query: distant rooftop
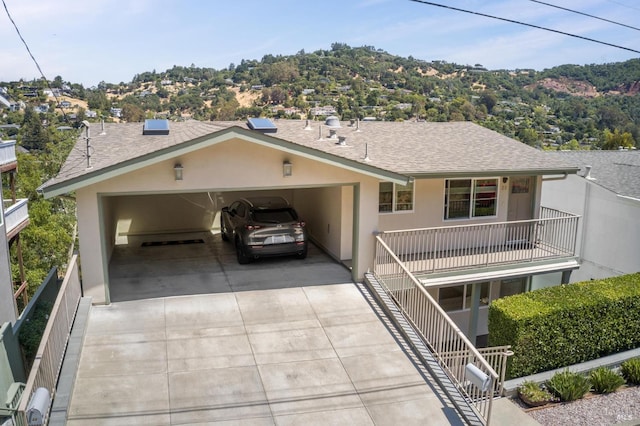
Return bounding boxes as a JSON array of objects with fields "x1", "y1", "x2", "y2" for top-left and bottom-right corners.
[{"x1": 547, "y1": 150, "x2": 640, "y2": 199}]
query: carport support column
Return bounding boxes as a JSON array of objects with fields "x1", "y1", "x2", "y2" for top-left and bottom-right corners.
[
  {"x1": 468, "y1": 282, "x2": 480, "y2": 346},
  {"x1": 76, "y1": 187, "x2": 109, "y2": 304},
  {"x1": 353, "y1": 180, "x2": 379, "y2": 281}
]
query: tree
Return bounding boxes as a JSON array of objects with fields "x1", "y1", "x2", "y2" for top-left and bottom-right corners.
[
  {"x1": 479, "y1": 91, "x2": 498, "y2": 114},
  {"x1": 20, "y1": 108, "x2": 50, "y2": 151},
  {"x1": 121, "y1": 104, "x2": 146, "y2": 122},
  {"x1": 517, "y1": 128, "x2": 539, "y2": 147},
  {"x1": 601, "y1": 129, "x2": 635, "y2": 150}
]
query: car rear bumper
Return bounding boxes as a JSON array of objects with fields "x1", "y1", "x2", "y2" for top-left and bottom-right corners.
[{"x1": 245, "y1": 242, "x2": 307, "y2": 258}]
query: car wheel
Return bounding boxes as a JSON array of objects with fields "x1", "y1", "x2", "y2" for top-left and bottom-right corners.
[
  {"x1": 296, "y1": 246, "x2": 308, "y2": 260},
  {"x1": 220, "y1": 217, "x2": 229, "y2": 241},
  {"x1": 236, "y1": 238, "x2": 250, "y2": 264}
]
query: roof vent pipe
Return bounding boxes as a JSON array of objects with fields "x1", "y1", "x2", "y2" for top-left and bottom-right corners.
[
  {"x1": 81, "y1": 120, "x2": 92, "y2": 169},
  {"x1": 99, "y1": 119, "x2": 106, "y2": 135},
  {"x1": 584, "y1": 165, "x2": 594, "y2": 180},
  {"x1": 329, "y1": 129, "x2": 338, "y2": 139},
  {"x1": 318, "y1": 125, "x2": 324, "y2": 141},
  {"x1": 363, "y1": 143, "x2": 371, "y2": 162},
  {"x1": 355, "y1": 118, "x2": 361, "y2": 132},
  {"x1": 304, "y1": 119, "x2": 312, "y2": 130},
  {"x1": 337, "y1": 136, "x2": 347, "y2": 146}
]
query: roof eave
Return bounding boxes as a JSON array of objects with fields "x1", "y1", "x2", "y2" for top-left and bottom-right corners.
[{"x1": 40, "y1": 126, "x2": 409, "y2": 199}]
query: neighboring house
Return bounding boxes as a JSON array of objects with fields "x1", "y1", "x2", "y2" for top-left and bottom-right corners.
[
  {"x1": 542, "y1": 150, "x2": 640, "y2": 282},
  {"x1": 110, "y1": 107, "x2": 122, "y2": 118},
  {"x1": 34, "y1": 104, "x2": 49, "y2": 114},
  {"x1": 39, "y1": 119, "x2": 580, "y2": 342},
  {"x1": 0, "y1": 140, "x2": 30, "y2": 324}
]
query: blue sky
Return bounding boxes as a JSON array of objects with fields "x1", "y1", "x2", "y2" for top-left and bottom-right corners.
[{"x1": 2, "y1": 0, "x2": 639, "y2": 87}]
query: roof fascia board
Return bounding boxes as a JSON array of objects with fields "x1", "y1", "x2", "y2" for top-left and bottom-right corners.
[
  {"x1": 409, "y1": 168, "x2": 580, "y2": 179},
  {"x1": 42, "y1": 127, "x2": 407, "y2": 198}
]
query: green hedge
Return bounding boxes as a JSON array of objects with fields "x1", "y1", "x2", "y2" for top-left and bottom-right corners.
[{"x1": 488, "y1": 273, "x2": 640, "y2": 379}]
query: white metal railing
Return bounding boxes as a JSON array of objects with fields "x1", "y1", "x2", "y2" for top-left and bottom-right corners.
[
  {"x1": 14, "y1": 255, "x2": 82, "y2": 426},
  {"x1": 4, "y1": 198, "x2": 29, "y2": 237},
  {"x1": 373, "y1": 236, "x2": 511, "y2": 425},
  {"x1": 0, "y1": 140, "x2": 17, "y2": 166},
  {"x1": 377, "y1": 207, "x2": 579, "y2": 275}
]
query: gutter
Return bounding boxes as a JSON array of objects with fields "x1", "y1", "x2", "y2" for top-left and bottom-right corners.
[{"x1": 541, "y1": 172, "x2": 569, "y2": 182}]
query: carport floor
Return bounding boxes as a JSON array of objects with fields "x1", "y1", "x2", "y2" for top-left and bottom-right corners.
[
  {"x1": 107, "y1": 231, "x2": 356, "y2": 302},
  {"x1": 67, "y1": 284, "x2": 464, "y2": 425}
]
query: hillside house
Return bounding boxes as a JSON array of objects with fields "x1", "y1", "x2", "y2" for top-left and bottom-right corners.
[{"x1": 40, "y1": 119, "x2": 580, "y2": 343}]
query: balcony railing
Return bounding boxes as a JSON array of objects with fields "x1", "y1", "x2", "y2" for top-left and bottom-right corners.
[
  {"x1": 376, "y1": 207, "x2": 580, "y2": 275},
  {"x1": 0, "y1": 140, "x2": 17, "y2": 169},
  {"x1": 372, "y1": 237, "x2": 511, "y2": 425},
  {"x1": 4, "y1": 198, "x2": 29, "y2": 238}
]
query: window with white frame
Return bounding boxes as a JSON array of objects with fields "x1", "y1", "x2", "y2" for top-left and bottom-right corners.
[
  {"x1": 379, "y1": 181, "x2": 414, "y2": 213},
  {"x1": 437, "y1": 278, "x2": 527, "y2": 312},
  {"x1": 443, "y1": 178, "x2": 498, "y2": 220}
]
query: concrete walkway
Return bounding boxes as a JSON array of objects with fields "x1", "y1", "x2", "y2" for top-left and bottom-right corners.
[{"x1": 66, "y1": 284, "x2": 465, "y2": 425}]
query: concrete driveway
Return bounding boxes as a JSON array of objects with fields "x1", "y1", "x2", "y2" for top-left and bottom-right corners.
[{"x1": 67, "y1": 233, "x2": 464, "y2": 425}]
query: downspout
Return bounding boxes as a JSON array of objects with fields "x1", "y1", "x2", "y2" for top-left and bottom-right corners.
[{"x1": 579, "y1": 170, "x2": 594, "y2": 261}]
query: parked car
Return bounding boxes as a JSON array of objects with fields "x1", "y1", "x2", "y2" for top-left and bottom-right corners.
[{"x1": 220, "y1": 197, "x2": 308, "y2": 264}]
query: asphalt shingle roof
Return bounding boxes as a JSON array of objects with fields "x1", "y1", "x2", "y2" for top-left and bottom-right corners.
[
  {"x1": 44, "y1": 119, "x2": 579, "y2": 192},
  {"x1": 546, "y1": 150, "x2": 640, "y2": 199}
]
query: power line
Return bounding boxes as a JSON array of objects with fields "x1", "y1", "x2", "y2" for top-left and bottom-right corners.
[
  {"x1": 2, "y1": 0, "x2": 69, "y2": 121},
  {"x1": 529, "y1": 0, "x2": 640, "y2": 32},
  {"x1": 408, "y1": 0, "x2": 640, "y2": 55}
]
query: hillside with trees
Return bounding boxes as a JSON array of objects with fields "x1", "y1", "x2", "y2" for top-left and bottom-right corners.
[{"x1": 2, "y1": 43, "x2": 639, "y2": 151}]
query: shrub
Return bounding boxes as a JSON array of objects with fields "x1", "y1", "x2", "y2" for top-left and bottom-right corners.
[
  {"x1": 546, "y1": 370, "x2": 591, "y2": 402},
  {"x1": 488, "y1": 273, "x2": 640, "y2": 378},
  {"x1": 621, "y1": 358, "x2": 640, "y2": 385},
  {"x1": 589, "y1": 367, "x2": 625, "y2": 394},
  {"x1": 18, "y1": 300, "x2": 53, "y2": 370},
  {"x1": 518, "y1": 380, "x2": 554, "y2": 406}
]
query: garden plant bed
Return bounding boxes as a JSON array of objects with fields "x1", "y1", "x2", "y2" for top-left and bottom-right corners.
[{"x1": 513, "y1": 385, "x2": 640, "y2": 425}]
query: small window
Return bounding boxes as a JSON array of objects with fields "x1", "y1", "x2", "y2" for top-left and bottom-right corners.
[
  {"x1": 444, "y1": 178, "x2": 498, "y2": 219},
  {"x1": 439, "y1": 282, "x2": 491, "y2": 312},
  {"x1": 499, "y1": 278, "x2": 527, "y2": 298},
  {"x1": 511, "y1": 177, "x2": 531, "y2": 194},
  {"x1": 379, "y1": 181, "x2": 414, "y2": 213}
]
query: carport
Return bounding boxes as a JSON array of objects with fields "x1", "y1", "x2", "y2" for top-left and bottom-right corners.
[
  {"x1": 40, "y1": 121, "x2": 407, "y2": 305},
  {"x1": 101, "y1": 183, "x2": 357, "y2": 303}
]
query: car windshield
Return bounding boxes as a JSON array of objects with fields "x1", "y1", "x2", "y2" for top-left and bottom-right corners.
[{"x1": 252, "y1": 208, "x2": 297, "y2": 223}]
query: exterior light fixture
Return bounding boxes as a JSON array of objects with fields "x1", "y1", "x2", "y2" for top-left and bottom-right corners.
[
  {"x1": 502, "y1": 176, "x2": 509, "y2": 184},
  {"x1": 283, "y1": 160, "x2": 292, "y2": 177},
  {"x1": 174, "y1": 163, "x2": 184, "y2": 181}
]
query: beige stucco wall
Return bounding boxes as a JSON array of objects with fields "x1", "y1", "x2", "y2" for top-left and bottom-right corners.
[
  {"x1": 378, "y1": 177, "x2": 512, "y2": 231},
  {"x1": 293, "y1": 185, "x2": 352, "y2": 262},
  {"x1": 75, "y1": 137, "x2": 378, "y2": 304}
]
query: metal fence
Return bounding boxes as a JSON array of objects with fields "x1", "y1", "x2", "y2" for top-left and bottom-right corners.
[
  {"x1": 376, "y1": 207, "x2": 579, "y2": 275},
  {"x1": 373, "y1": 236, "x2": 512, "y2": 425},
  {"x1": 13, "y1": 255, "x2": 81, "y2": 426}
]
